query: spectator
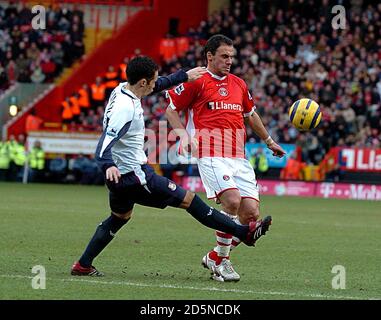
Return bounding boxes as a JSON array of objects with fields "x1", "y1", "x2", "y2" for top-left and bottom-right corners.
[
  {"x1": 15, "y1": 52, "x2": 30, "y2": 82},
  {"x1": 0, "y1": 136, "x2": 10, "y2": 181},
  {"x1": 40, "y1": 57, "x2": 56, "y2": 82},
  {"x1": 48, "y1": 155, "x2": 68, "y2": 183},
  {"x1": 69, "y1": 93, "x2": 81, "y2": 121},
  {"x1": 69, "y1": 23, "x2": 84, "y2": 60},
  {"x1": 26, "y1": 42, "x2": 40, "y2": 61},
  {"x1": 50, "y1": 42, "x2": 64, "y2": 75},
  {"x1": 8, "y1": 134, "x2": 26, "y2": 182},
  {"x1": 28, "y1": 140, "x2": 45, "y2": 183},
  {"x1": 61, "y1": 97, "x2": 73, "y2": 124},
  {"x1": 30, "y1": 67, "x2": 45, "y2": 83},
  {"x1": 280, "y1": 152, "x2": 306, "y2": 181},
  {"x1": 78, "y1": 84, "x2": 90, "y2": 111},
  {"x1": 118, "y1": 57, "x2": 129, "y2": 81},
  {"x1": 0, "y1": 62, "x2": 9, "y2": 91},
  {"x1": 104, "y1": 65, "x2": 119, "y2": 98},
  {"x1": 71, "y1": 153, "x2": 102, "y2": 184},
  {"x1": 249, "y1": 147, "x2": 269, "y2": 178},
  {"x1": 90, "y1": 76, "x2": 106, "y2": 108},
  {"x1": 25, "y1": 109, "x2": 43, "y2": 133},
  {"x1": 5, "y1": 59, "x2": 17, "y2": 84},
  {"x1": 159, "y1": 34, "x2": 177, "y2": 63}
]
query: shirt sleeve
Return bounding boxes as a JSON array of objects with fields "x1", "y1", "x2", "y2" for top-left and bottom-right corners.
[
  {"x1": 165, "y1": 80, "x2": 199, "y2": 112},
  {"x1": 242, "y1": 83, "x2": 256, "y2": 117},
  {"x1": 152, "y1": 69, "x2": 188, "y2": 93}
]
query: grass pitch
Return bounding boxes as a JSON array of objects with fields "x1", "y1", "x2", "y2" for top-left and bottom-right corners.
[{"x1": 0, "y1": 182, "x2": 380, "y2": 300}]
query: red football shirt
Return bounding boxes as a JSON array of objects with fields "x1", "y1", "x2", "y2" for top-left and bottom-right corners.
[{"x1": 166, "y1": 71, "x2": 255, "y2": 158}]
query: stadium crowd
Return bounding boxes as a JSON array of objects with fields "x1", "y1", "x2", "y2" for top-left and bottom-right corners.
[
  {"x1": 0, "y1": 2, "x2": 85, "y2": 93},
  {"x1": 158, "y1": 0, "x2": 381, "y2": 165}
]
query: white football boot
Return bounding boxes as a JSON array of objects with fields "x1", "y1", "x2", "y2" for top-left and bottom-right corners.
[
  {"x1": 201, "y1": 253, "x2": 216, "y2": 270},
  {"x1": 202, "y1": 254, "x2": 240, "y2": 282}
]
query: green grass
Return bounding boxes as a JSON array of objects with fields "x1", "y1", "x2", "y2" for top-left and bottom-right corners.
[{"x1": 0, "y1": 182, "x2": 380, "y2": 300}]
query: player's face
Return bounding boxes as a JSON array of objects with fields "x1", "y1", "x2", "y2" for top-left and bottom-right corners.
[
  {"x1": 208, "y1": 45, "x2": 235, "y2": 76},
  {"x1": 144, "y1": 71, "x2": 159, "y2": 96}
]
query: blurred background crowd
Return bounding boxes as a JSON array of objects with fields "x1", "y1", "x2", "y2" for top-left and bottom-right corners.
[
  {"x1": 0, "y1": 2, "x2": 85, "y2": 90},
  {"x1": 1, "y1": 0, "x2": 380, "y2": 185},
  {"x1": 159, "y1": 0, "x2": 381, "y2": 166}
]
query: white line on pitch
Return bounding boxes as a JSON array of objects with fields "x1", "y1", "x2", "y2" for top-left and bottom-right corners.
[{"x1": 0, "y1": 274, "x2": 379, "y2": 300}]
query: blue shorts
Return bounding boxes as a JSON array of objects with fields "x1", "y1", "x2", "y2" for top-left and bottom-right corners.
[{"x1": 106, "y1": 164, "x2": 187, "y2": 214}]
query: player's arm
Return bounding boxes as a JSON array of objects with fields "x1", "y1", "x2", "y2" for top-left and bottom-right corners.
[
  {"x1": 165, "y1": 107, "x2": 185, "y2": 134},
  {"x1": 153, "y1": 67, "x2": 206, "y2": 93},
  {"x1": 165, "y1": 81, "x2": 200, "y2": 154},
  {"x1": 165, "y1": 107, "x2": 191, "y2": 140},
  {"x1": 165, "y1": 102, "x2": 199, "y2": 155},
  {"x1": 245, "y1": 112, "x2": 286, "y2": 158}
]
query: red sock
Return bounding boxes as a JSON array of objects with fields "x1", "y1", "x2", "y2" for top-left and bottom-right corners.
[{"x1": 208, "y1": 250, "x2": 220, "y2": 263}]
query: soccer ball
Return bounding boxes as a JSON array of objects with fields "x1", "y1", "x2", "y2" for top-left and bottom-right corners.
[{"x1": 289, "y1": 98, "x2": 322, "y2": 131}]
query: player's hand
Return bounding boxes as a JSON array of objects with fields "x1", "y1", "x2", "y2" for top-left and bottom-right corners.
[
  {"x1": 267, "y1": 142, "x2": 286, "y2": 158},
  {"x1": 106, "y1": 166, "x2": 121, "y2": 183},
  {"x1": 186, "y1": 67, "x2": 207, "y2": 82},
  {"x1": 181, "y1": 136, "x2": 199, "y2": 157}
]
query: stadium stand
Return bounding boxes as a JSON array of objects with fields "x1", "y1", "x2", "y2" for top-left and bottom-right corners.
[{"x1": 159, "y1": 0, "x2": 381, "y2": 163}]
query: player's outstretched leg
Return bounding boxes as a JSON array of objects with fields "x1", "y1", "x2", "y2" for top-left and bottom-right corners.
[
  {"x1": 71, "y1": 213, "x2": 130, "y2": 276},
  {"x1": 182, "y1": 192, "x2": 272, "y2": 245}
]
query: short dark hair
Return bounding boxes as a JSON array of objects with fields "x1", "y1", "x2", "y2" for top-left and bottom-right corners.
[
  {"x1": 204, "y1": 34, "x2": 233, "y2": 59},
  {"x1": 126, "y1": 56, "x2": 159, "y2": 85}
]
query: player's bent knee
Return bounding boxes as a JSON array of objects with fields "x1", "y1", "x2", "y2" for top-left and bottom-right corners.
[
  {"x1": 219, "y1": 190, "x2": 241, "y2": 214},
  {"x1": 223, "y1": 198, "x2": 241, "y2": 214},
  {"x1": 112, "y1": 211, "x2": 132, "y2": 220}
]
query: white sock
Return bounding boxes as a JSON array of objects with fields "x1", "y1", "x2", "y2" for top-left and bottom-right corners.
[{"x1": 213, "y1": 211, "x2": 234, "y2": 260}]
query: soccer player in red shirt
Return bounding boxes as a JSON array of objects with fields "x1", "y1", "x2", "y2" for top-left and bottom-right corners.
[{"x1": 166, "y1": 34, "x2": 286, "y2": 282}]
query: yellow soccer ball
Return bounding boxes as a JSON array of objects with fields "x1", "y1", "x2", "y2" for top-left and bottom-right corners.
[{"x1": 289, "y1": 98, "x2": 322, "y2": 131}]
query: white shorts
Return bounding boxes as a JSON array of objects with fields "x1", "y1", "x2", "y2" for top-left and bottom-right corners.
[{"x1": 197, "y1": 157, "x2": 259, "y2": 201}]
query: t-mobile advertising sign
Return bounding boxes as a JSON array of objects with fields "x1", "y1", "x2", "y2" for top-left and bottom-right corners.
[{"x1": 182, "y1": 177, "x2": 381, "y2": 201}]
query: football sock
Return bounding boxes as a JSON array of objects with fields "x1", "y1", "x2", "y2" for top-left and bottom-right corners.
[
  {"x1": 79, "y1": 214, "x2": 129, "y2": 267},
  {"x1": 214, "y1": 230, "x2": 232, "y2": 264},
  {"x1": 211, "y1": 219, "x2": 242, "y2": 263},
  {"x1": 186, "y1": 195, "x2": 249, "y2": 240}
]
